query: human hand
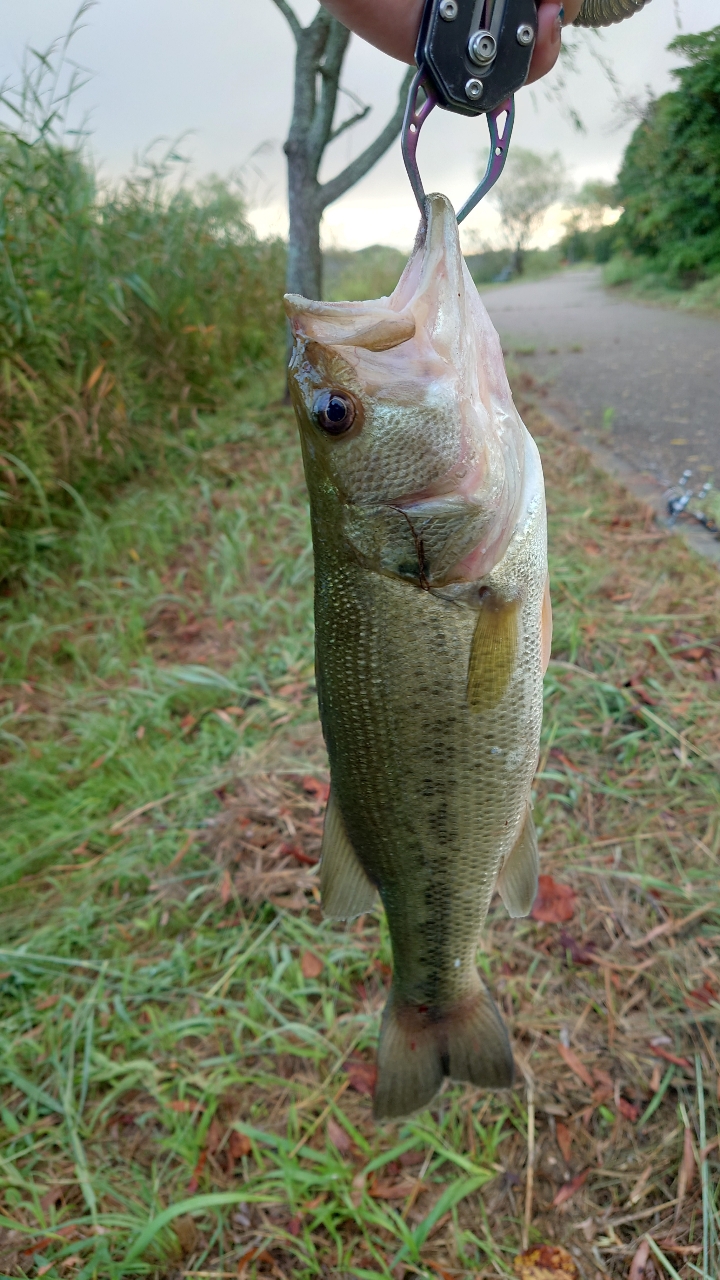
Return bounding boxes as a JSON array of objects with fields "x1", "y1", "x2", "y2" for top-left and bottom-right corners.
[{"x1": 319, "y1": 0, "x2": 583, "y2": 82}]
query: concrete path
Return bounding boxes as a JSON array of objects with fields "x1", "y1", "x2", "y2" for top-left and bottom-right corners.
[{"x1": 481, "y1": 269, "x2": 720, "y2": 492}]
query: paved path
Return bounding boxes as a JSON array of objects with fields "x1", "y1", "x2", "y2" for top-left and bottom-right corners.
[{"x1": 481, "y1": 269, "x2": 720, "y2": 491}]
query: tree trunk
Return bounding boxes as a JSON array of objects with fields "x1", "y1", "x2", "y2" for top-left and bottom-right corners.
[
  {"x1": 272, "y1": 2, "x2": 413, "y2": 310},
  {"x1": 511, "y1": 244, "x2": 525, "y2": 275},
  {"x1": 285, "y1": 145, "x2": 323, "y2": 301}
]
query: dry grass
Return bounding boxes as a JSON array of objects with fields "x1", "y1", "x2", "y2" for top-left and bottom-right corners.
[{"x1": 0, "y1": 389, "x2": 719, "y2": 1278}]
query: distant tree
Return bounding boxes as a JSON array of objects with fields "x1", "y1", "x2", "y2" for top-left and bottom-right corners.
[
  {"x1": 615, "y1": 26, "x2": 720, "y2": 281},
  {"x1": 491, "y1": 147, "x2": 567, "y2": 275},
  {"x1": 271, "y1": 2, "x2": 413, "y2": 303},
  {"x1": 561, "y1": 179, "x2": 621, "y2": 263}
]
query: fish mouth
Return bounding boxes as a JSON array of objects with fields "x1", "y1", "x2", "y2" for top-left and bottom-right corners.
[
  {"x1": 389, "y1": 193, "x2": 466, "y2": 343},
  {"x1": 283, "y1": 193, "x2": 465, "y2": 360}
]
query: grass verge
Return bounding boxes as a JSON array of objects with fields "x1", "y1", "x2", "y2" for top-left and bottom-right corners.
[
  {"x1": 0, "y1": 378, "x2": 719, "y2": 1279},
  {"x1": 603, "y1": 257, "x2": 720, "y2": 316}
]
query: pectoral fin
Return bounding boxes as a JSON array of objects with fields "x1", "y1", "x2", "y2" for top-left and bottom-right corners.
[
  {"x1": 467, "y1": 595, "x2": 520, "y2": 713},
  {"x1": 320, "y1": 789, "x2": 377, "y2": 920},
  {"x1": 497, "y1": 810, "x2": 539, "y2": 918}
]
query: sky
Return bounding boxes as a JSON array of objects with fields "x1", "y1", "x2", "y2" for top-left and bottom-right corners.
[{"x1": 0, "y1": 0, "x2": 716, "y2": 251}]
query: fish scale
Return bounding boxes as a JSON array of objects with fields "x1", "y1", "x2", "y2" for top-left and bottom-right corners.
[{"x1": 286, "y1": 192, "x2": 550, "y2": 1119}]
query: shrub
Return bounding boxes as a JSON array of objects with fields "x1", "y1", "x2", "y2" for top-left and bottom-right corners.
[
  {"x1": 615, "y1": 26, "x2": 720, "y2": 283},
  {"x1": 0, "y1": 29, "x2": 285, "y2": 580}
]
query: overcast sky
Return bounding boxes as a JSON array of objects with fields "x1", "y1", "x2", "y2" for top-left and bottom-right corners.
[{"x1": 1, "y1": 0, "x2": 715, "y2": 250}]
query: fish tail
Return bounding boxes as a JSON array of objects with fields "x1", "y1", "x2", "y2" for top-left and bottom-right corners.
[{"x1": 373, "y1": 978, "x2": 514, "y2": 1121}]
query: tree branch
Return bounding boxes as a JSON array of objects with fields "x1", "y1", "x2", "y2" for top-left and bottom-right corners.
[
  {"x1": 318, "y1": 66, "x2": 414, "y2": 210},
  {"x1": 269, "y1": 0, "x2": 303, "y2": 44},
  {"x1": 307, "y1": 18, "x2": 350, "y2": 173},
  {"x1": 330, "y1": 103, "x2": 371, "y2": 143}
]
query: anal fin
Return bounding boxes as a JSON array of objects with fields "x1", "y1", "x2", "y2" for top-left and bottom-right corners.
[
  {"x1": 320, "y1": 789, "x2": 377, "y2": 920},
  {"x1": 467, "y1": 595, "x2": 520, "y2": 713},
  {"x1": 497, "y1": 809, "x2": 539, "y2": 918}
]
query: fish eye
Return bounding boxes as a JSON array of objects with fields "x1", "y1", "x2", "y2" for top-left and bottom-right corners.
[{"x1": 313, "y1": 389, "x2": 360, "y2": 437}]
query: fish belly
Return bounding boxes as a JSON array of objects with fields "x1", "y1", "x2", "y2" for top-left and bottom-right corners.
[{"x1": 314, "y1": 495, "x2": 545, "y2": 1116}]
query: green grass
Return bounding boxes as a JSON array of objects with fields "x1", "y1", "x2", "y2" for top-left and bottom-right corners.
[
  {"x1": 1, "y1": 379, "x2": 720, "y2": 1278},
  {"x1": 603, "y1": 255, "x2": 720, "y2": 314},
  {"x1": 0, "y1": 372, "x2": 314, "y2": 884}
]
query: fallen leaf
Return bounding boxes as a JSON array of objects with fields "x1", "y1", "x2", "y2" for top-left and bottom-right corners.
[
  {"x1": 628, "y1": 1238, "x2": 650, "y2": 1280},
  {"x1": 36, "y1": 994, "x2": 60, "y2": 1011},
  {"x1": 558, "y1": 931, "x2": 597, "y2": 965},
  {"x1": 557, "y1": 1044, "x2": 594, "y2": 1090},
  {"x1": 302, "y1": 775, "x2": 330, "y2": 804},
  {"x1": 281, "y1": 842, "x2": 319, "y2": 866},
  {"x1": 327, "y1": 1116, "x2": 352, "y2": 1155},
  {"x1": 214, "y1": 708, "x2": 233, "y2": 725},
  {"x1": 649, "y1": 1043, "x2": 692, "y2": 1070},
  {"x1": 174, "y1": 1214, "x2": 199, "y2": 1254},
  {"x1": 370, "y1": 1177, "x2": 417, "y2": 1199},
  {"x1": 216, "y1": 913, "x2": 243, "y2": 930},
  {"x1": 552, "y1": 1168, "x2": 589, "y2": 1208},
  {"x1": 180, "y1": 713, "x2": 197, "y2": 732},
  {"x1": 288, "y1": 1214, "x2": 302, "y2": 1236},
  {"x1": 219, "y1": 868, "x2": 233, "y2": 905},
  {"x1": 513, "y1": 1243, "x2": 579, "y2": 1279},
  {"x1": 206, "y1": 1116, "x2": 223, "y2": 1155},
  {"x1": 618, "y1": 1097, "x2": 641, "y2": 1122},
  {"x1": 229, "y1": 1130, "x2": 252, "y2": 1157},
  {"x1": 167, "y1": 1099, "x2": 204, "y2": 1113},
  {"x1": 555, "y1": 1121, "x2": 573, "y2": 1164},
  {"x1": 629, "y1": 674, "x2": 659, "y2": 706},
  {"x1": 426, "y1": 1264, "x2": 458, "y2": 1280},
  {"x1": 686, "y1": 979, "x2": 718, "y2": 1007},
  {"x1": 344, "y1": 1057, "x2": 377, "y2": 1096},
  {"x1": 656, "y1": 1239, "x2": 702, "y2": 1255},
  {"x1": 301, "y1": 950, "x2": 324, "y2": 979},
  {"x1": 135, "y1": 724, "x2": 145, "y2": 740},
  {"x1": 40, "y1": 1186, "x2": 64, "y2": 1214},
  {"x1": 224, "y1": 705, "x2": 245, "y2": 716},
  {"x1": 531, "y1": 876, "x2": 577, "y2": 924},
  {"x1": 187, "y1": 1148, "x2": 207, "y2": 1194}
]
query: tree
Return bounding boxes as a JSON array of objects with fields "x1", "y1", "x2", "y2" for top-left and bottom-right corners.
[
  {"x1": 560, "y1": 179, "x2": 621, "y2": 263},
  {"x1": 490, "y1": 147, "x2": 566, "y2": 275},
  {"x1": 271, "y1": 2, "x2": 413, "y2": 302},
  {"x1": 615, "y1": 26, "x2": 720, "y2": 282}
]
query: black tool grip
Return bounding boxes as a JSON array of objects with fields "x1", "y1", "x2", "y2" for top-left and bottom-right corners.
[{"x1": 416, "y1": 0, "x2": 539, "y2": 116}]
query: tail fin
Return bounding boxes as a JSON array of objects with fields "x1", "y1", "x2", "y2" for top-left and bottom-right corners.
[{"x1": 373, "y1": 977, "x2": 513, "y2": 1121}]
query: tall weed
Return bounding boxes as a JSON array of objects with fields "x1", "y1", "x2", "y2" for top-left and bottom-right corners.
[{"x1": 0, "y1": 11, "x2": 285, "y2": 579}]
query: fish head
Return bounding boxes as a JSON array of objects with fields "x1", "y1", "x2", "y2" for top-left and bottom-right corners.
[{"x1": 285, "y1": 193, "x2": 526, "y2": 584}]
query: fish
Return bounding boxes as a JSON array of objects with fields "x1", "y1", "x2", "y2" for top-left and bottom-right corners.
[{"x1": 284, "y1": 192, "x2": 552, "y2": 1121}]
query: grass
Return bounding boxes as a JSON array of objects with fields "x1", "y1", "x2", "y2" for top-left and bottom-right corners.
[
  {"x1": 603, "y1": 256, "x2": 720, "y2": 316},
  {"x1": 1, "y1": 365, "x2": 720, "y2": 1279}
]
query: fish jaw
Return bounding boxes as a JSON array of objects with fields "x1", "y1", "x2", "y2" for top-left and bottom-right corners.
[{"x1": 285, "y1": 193, "x2": 527, "y2": 586}]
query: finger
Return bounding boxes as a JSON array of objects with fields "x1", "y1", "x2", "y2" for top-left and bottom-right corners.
[{"x1": 525, "y1": 1, "x2": 563, "y2": 85}]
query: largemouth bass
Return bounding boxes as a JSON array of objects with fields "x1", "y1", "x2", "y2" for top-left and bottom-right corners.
[{"x1": 285, "y1": 193, "x2": 551, "y2": 1120}]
